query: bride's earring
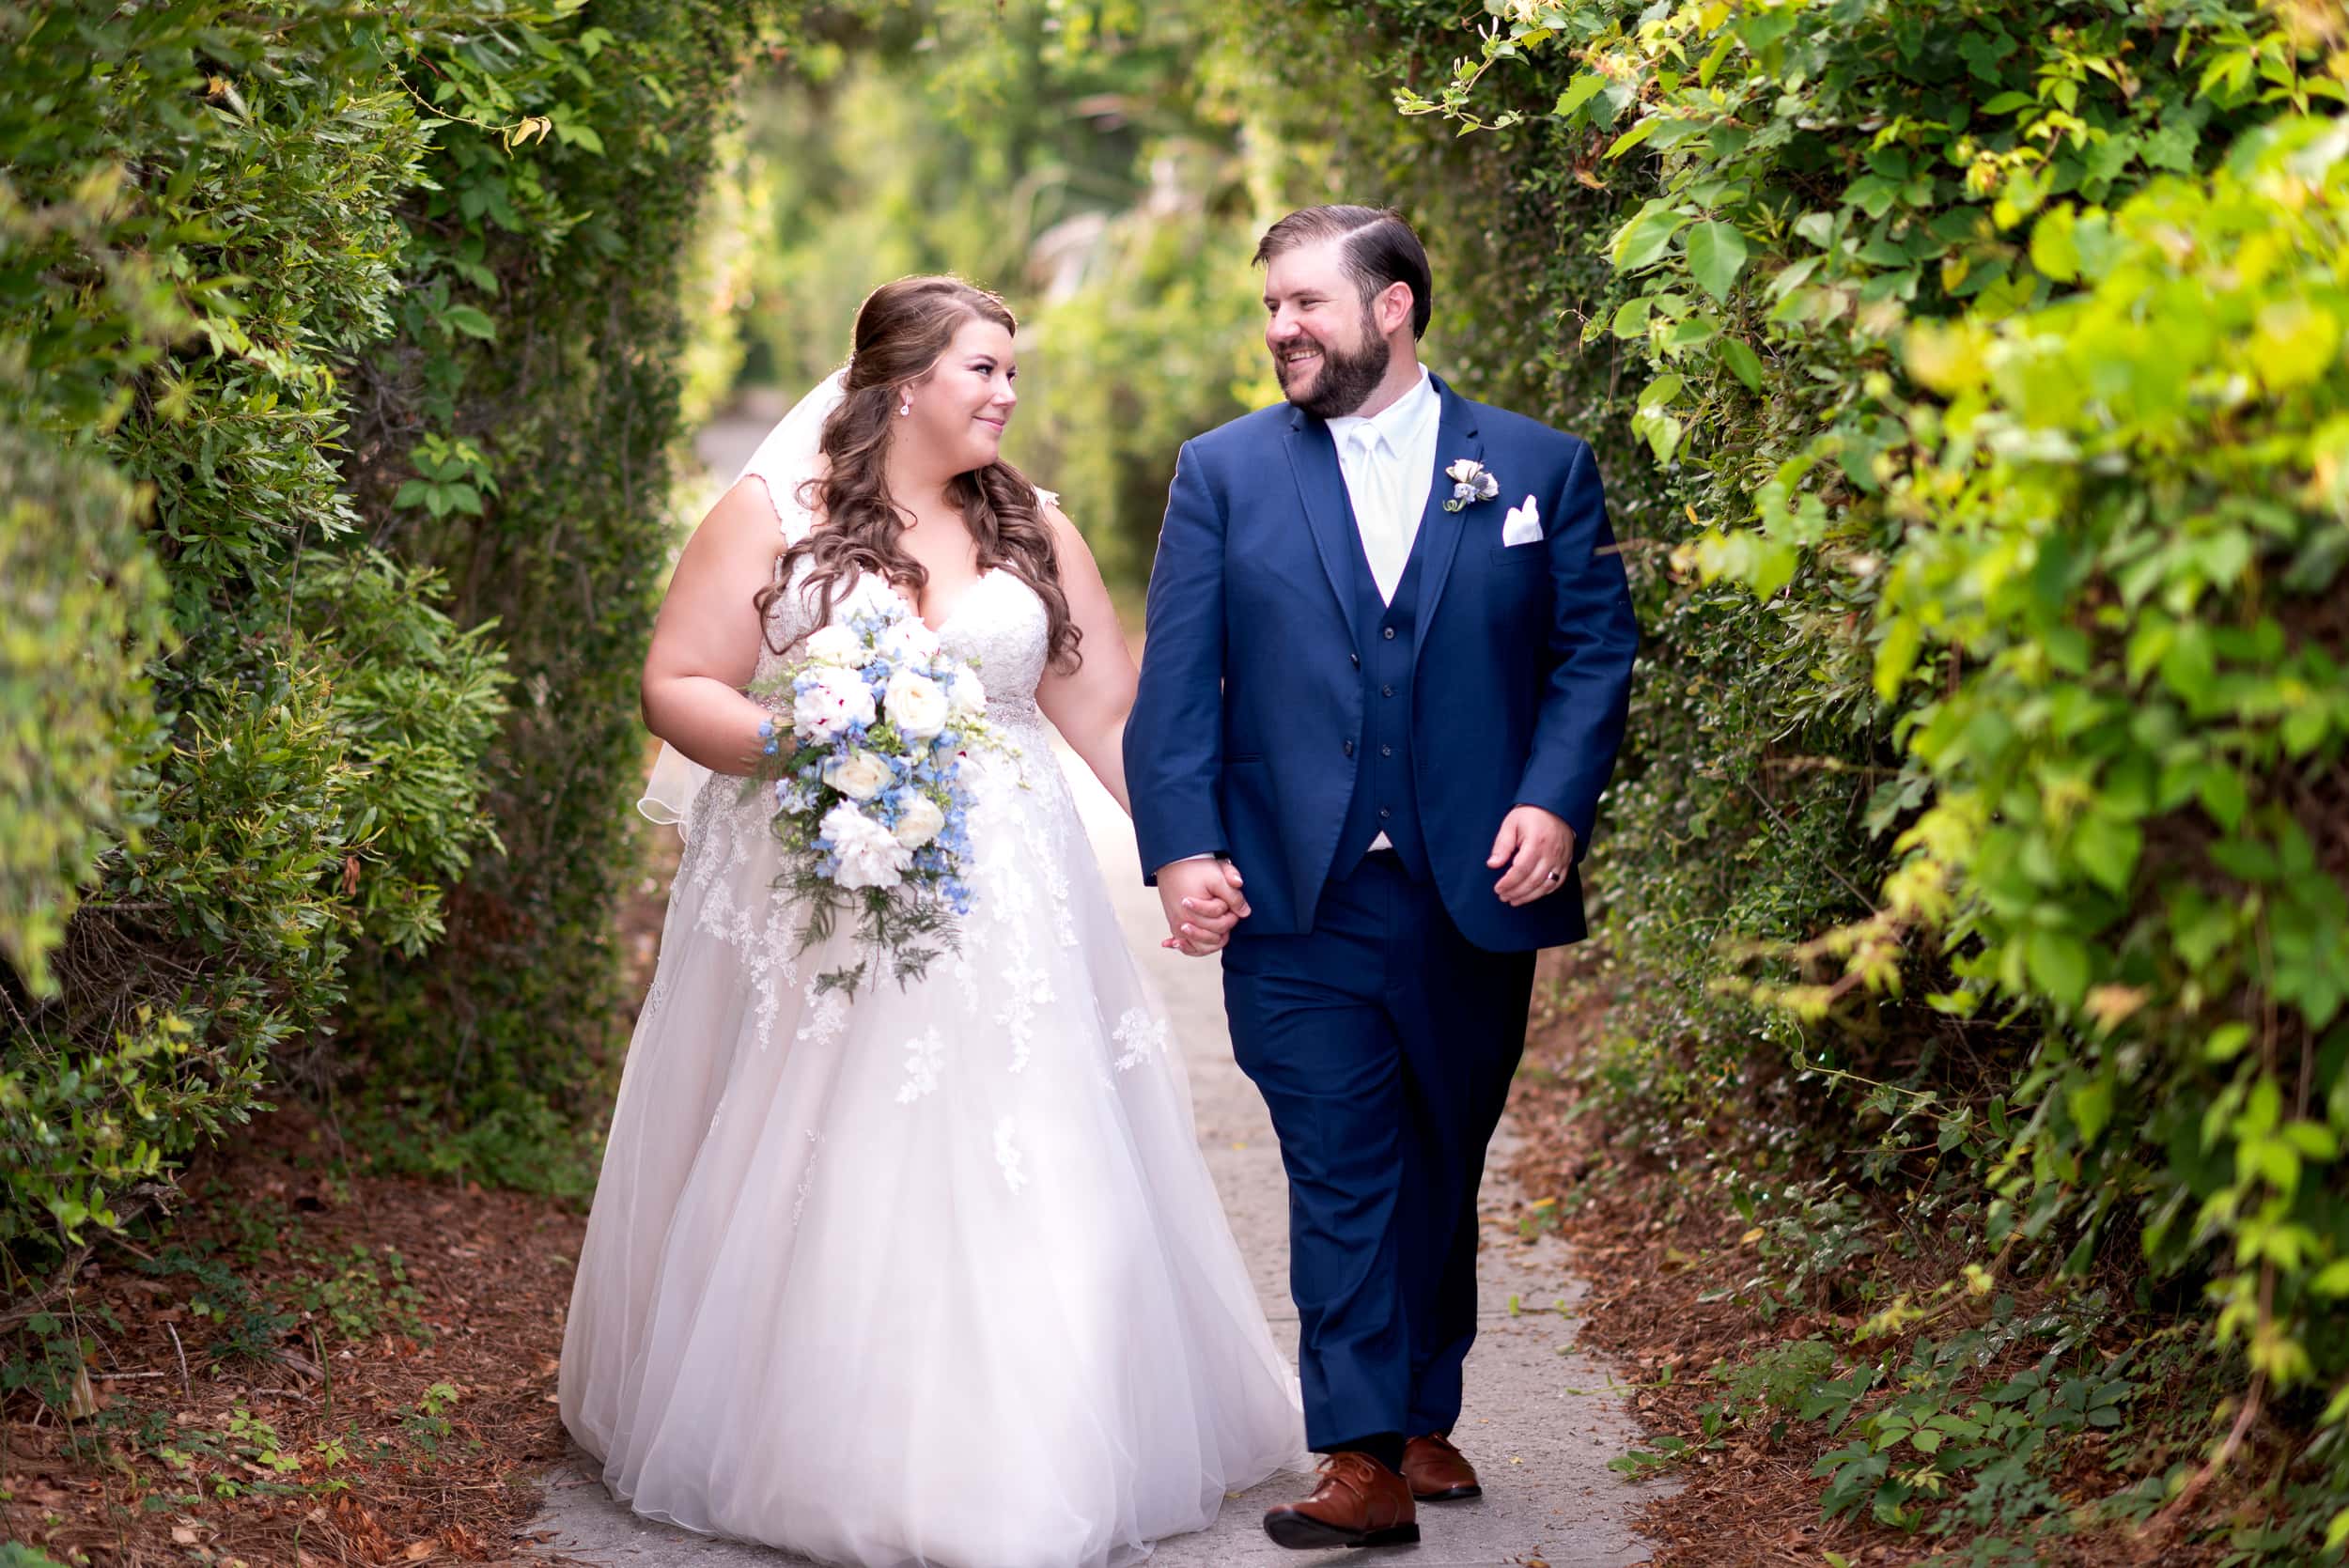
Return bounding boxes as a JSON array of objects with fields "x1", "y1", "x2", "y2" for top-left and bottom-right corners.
[{"x1": 897, "y1": 397, "x2": 910, "y2": 417}]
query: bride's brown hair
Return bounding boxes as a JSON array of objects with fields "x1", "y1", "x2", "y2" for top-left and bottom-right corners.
[{"x1": 757, "y1": 275, "x2": 1081, "y2": 671}]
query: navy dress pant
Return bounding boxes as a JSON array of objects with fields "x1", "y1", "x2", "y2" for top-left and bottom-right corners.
[{"x1": 1221, "y1": 851, "x2": 1535, "y2": 1450}]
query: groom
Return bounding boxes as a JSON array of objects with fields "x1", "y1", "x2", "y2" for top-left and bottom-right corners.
[{"x1": 1126, "y1": 206, "x2": 1639, "y2": 1549}]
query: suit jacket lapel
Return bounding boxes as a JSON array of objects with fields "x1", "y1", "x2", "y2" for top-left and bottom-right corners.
[
  {"x1": 1411, "y1": 379, "x2": 1482, "y2": 669},
  {"x1": 1283, "y1": 411, "x2": 1367, "y2": 649}
]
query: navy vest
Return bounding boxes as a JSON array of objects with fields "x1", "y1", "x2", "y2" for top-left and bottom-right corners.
[{"x1": 1330, "y1": 513, "x2": 1432, "y2": 884}]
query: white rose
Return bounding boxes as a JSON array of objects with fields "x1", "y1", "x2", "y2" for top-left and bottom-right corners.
[
  {"x1": 893, "y1": 793, "x2": 945, "y2": 849},
  {"x1": 884, "y1": 669, "x2": 950, "y2": 740},
  {"x1": 821, "y1": 747, "x2": 893, "y2": 801},
  {"x1": 802, "y1": 625, "x2": 864, "y2": 667},
  {"x1": 821, "y1": 802, "x2": 911, "y2": 891},
  {"x1": 793, "y1": 664, "x2": 877, "y2": 743},
  {"x1": 945, "y1": 668, "x2": 986, "y2": 721},
  {"x1": 837, "y1": 574, "x2": 904, "y2": 624},
  {"x1": 879, "y1": 617, "x2": 942, "y2": 668}
]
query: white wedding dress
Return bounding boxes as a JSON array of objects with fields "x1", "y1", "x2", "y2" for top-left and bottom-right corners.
[{"x1": 558, "y1": 458, "x2": 1305, "y2": 1567}]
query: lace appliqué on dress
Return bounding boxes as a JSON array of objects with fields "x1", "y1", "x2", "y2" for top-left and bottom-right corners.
[
  {"x1": 1112, "y1": 1008, "x2": 1172, "y2": 1073},
  {"x1": 797, "y1": 982, "x2": 848, "y2": 1047},
  {"x1": 790, "y1": 1128, "x2": 825, "y2": 1226},
  {"x1": 993, "y1": 1116, "x2": 1029, "y2": 1194},
  {"x1": 895, "y1": 1029, "x2": 946, "y2": 1104}
]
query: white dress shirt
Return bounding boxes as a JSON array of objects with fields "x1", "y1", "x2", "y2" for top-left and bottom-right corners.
[{"x1": 1324, "y1": 366, "x2": 1439, "y2": 606}]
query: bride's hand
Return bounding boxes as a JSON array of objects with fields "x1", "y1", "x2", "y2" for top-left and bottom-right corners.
[{"x1": 1155, "y1": 858, "x2": 1250, "y2": 956}]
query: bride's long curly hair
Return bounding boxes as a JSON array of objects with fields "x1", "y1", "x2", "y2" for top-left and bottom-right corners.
[{"x1": 756, "y1": 276, "x2": 1081, "y2": 672}]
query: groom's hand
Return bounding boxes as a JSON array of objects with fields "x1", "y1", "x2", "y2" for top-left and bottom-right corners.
[
  {"x1": 1488, "y1": 806, "x2": 1576, "y2": 906},
  {"x1": 1154, "y1": 858, "x2": 1251, "y2": 956}
]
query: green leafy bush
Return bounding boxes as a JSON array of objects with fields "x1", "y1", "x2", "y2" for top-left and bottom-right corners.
[
  {"x1": 2, "y1": 0, "x2": 785, "y2": 1254},
  {"x1": 331, "y1": 0, "x2": 796, "y2": 1180},
  {"x1": 5, "y1": 2, "x2": 460, "y2": 1255},
  {"x1": 1267, "y1": 0, "x2": 2349, "y2": 1552}
]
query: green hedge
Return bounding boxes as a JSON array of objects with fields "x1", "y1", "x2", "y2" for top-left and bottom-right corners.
[
  {"x1": 1, "y1": 0, "x2": 786, "y2": 1261},
  {"x1": 1261, "y1": 0, "x2": 2349, "y2": 1554},
  {"x1": 3, "y1": 2, "x2": 491, "y2": 1254},
  {"x1": 328, "y1": 0, "x2": 799, "y2": 1190}
]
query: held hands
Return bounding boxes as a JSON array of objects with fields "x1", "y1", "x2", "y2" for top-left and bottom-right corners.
[
  {"x1": 1154, "y1": 858, "x2": 1251, "y2": 956},
  {"x1": 1488, "y1": 805, "x2": 1575, "y2": 907},
  {"x1": 1145, "y1": 811, "x2": 1563, "y2": 953}
]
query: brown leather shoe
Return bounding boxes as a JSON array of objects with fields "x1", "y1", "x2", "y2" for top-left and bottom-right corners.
[
  {"x1": 1262, "y1": 1452, "x2": 1420, "y2": 1549},
  {"x1": 1402, "y1": 1432, "x2": 1482, "y2": 1501}
]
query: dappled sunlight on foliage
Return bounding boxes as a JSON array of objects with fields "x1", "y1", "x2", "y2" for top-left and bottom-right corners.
[{"x1": 1308, "y1": 0, "x2": 2349, "y2": 1558}]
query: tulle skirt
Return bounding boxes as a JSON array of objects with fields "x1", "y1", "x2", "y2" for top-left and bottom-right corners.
[{"x1": 558, "y1": 716, "x2": 1306, "y2": 1567}]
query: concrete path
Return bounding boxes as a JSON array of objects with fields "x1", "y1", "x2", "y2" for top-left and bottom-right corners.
[{"x1": 520, "y1": 404, "x2": 1659, "y2": 1565}]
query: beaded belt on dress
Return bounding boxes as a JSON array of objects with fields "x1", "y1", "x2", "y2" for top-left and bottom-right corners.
[{"x1": 987, "y1": 696, "x2": 1043, "y2": 727}]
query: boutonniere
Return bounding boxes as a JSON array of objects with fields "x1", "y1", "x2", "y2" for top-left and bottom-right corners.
[{"x1": 1442, "y1": 458, "x2": 1501, "y2": 513}]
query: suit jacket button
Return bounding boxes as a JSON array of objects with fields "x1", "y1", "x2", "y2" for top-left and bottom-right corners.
[
  {"x1": 1349, "y1": 653, "x2": 1361, "y2": 668},
  {"x1": 1343, "y1": 740, "x2": 1355, "y2": 756},
  {"x1": 1381, "y1": 684, "x2": 1394, "y2": 698},
  {"x1": 1380, "y1": 744, "x2": 1392, "y2": 757},
  {"x1": 1381, "y1": 626, "x2": 1396, "y2": 640}
]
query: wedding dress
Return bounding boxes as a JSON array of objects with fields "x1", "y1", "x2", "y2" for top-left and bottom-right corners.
[{"x1": 557, "y1": 381, "x2": 1305, "y2": 1568}]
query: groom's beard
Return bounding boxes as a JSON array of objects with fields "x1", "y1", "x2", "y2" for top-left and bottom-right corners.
[{"x1": 1278, "y1": 311, "x2": 1391, "y2": 420}]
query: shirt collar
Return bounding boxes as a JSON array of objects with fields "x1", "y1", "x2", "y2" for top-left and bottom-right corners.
[{"x1": 1329, "y1": 365, "x2": 1436, "y2": 453}]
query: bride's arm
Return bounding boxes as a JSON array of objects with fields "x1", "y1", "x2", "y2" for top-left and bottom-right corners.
[
  {"x1": 1034, "y1": 503, "x2": 1139, "y2": 815},
  {"x1": 641, "y1": 476, "x2": 793, "y2": 774}
]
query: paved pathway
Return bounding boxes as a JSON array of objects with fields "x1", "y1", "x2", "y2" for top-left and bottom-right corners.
[{"x1": 520, "y1": 407, "x2": 1660, "y2": 1565}]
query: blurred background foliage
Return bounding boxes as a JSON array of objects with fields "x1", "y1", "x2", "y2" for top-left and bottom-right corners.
[{"x1": 726, "y1": 0, "x2": 1302, "y2": 582}]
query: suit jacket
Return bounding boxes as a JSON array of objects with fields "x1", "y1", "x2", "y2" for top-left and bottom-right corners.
[{"x1": 1125, "y1": 374, "x2": 1639, "y2": 953}]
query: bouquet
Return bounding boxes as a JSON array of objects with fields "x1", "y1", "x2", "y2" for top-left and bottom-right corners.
[{"x1": 750, "y1": 582, "x2": 1007, "y2": 998}]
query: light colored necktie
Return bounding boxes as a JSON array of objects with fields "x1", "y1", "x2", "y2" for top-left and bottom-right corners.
[{"x1": 1347, "y1": 426, "x2": 1404, "y2": 604}]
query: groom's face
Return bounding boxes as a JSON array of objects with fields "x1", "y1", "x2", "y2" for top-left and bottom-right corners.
[{"x1": 1263, "y1": 239, "x2": 1389, "y2": 420}]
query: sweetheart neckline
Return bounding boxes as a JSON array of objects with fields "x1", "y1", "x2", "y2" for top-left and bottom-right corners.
[
  {"x1": 907, "y1": 567, "x2": 1003, "y2": 637},
  {"x1": 774, "y1": 495, "x2": 1009, "y2": 639}
]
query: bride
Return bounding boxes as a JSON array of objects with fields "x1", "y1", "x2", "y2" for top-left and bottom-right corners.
[{"x1": 557, "y1": 274, "x2": 1305, "y2": 1568}]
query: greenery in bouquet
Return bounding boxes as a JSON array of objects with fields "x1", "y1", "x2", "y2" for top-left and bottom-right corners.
[{"x1": 750, "y1": 582, "x2": 1010, "y2": 998}]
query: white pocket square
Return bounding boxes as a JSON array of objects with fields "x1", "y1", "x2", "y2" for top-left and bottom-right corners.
[{"x1": 1501, "y1": 495, "x2": 1543, "y2": 547}]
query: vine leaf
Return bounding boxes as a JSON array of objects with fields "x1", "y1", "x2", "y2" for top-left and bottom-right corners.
[
  {"x1": 1555, "y1": 72, "x2": 1608, "y2": 119},
  {"x1": 1686, "y1": 221, "x2": 1749, "y2": 302}
]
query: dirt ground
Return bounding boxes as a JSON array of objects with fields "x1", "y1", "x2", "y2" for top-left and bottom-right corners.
[{"x1": 0, "y1": 1100, "x2": 588, "y2": 1565}]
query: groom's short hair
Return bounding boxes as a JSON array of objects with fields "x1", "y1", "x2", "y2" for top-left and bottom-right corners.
[{"x1": 1254, "y1": 205, "x2": 1432, "y2": 340}]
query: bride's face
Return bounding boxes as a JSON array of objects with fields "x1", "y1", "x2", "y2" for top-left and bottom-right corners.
[{"x1": 902, "y1": 317, "x2": 1019, "y2": 474}]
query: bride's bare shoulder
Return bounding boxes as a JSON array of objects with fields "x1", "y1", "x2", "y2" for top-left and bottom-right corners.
[{"x1": 1033, "y1": 489, "x2": 1090, "y2": 557}]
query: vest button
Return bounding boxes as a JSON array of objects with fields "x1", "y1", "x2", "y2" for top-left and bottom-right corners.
[
  {"x1": 1380, "y1": 744, "x2": 1392, "y2": 757},
  {"x1": 1382, "y1": 627, "x2": 1396, "y2": 640},
  {"x1": 1343, "y1": 740, "x2": 1355, "y2": 756}
]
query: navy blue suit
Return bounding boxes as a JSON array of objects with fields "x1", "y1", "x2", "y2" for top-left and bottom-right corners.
[{"x1": 1126, "y1": 375, "x2": 1637, "y2": 1449}]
